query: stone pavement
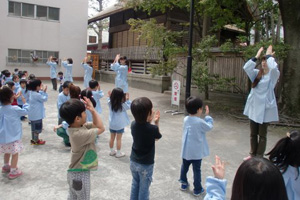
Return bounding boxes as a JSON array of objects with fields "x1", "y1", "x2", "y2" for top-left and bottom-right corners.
[{"x1": 0, "y1": 81, "x2": 287, "y2": 200}]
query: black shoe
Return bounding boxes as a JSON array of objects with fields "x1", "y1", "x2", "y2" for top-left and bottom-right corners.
[{"x1": 65, "y1": 143, "x2": 71, "y2": 147}]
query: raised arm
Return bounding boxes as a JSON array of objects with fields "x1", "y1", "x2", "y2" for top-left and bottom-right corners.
[
  {"x1": 243, "y1": 47, "x2": 264, "y2": 82},
  {"x1": 266, "y1": 45, "x2": 280, "y2": 87},
  {"x1": 84, "y1": 97, "x2": 105, "y2": 135}
]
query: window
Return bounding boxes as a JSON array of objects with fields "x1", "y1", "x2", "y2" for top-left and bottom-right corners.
[
  {"x1": 22, "y1": 3, "x2": 34, "y2": 18},
  {"x1": 8, "y1": 1, "x2": 60, "y2": 21},
  {"x1": 8, "y1": 1, "x2": 21, "y2": 16},
  {"x1": 7, "y1": 49, "x2": 59, "y2": 64},
  {"x1": 36, "y1": 6, "x2": 47, "y2": 20},
  {"x1": 48, "y1": 7, "x2": 59, "y2": 21},
  {"x1": 89, "y1": 36, "x2": 97, "y2": 43}
]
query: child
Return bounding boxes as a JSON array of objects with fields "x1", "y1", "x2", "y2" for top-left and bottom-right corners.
[
  {"x1": 57, "y1": 71, "x2": 64, "y2": 93},
  {"x1": 203, "y1": 156, "x2": 288, "y2": 200},
  {"x1": 3, "y1": 71, "x2": 12, "y2": 85},
  {"x1": 108, "y1": 88, "x2": 131, "y2": 158},
  {"x1": 53, "y1": 121, "x2": 71, "y2": 147},
  {"x1": 14, "y1": 68, "x2": 19, "y2": 75},
  {"x1": 89, "y1": 80, "x2": 104, "y2": 114},
  {"x1": 17, "y1": 79, "x2": 29, "y2": 120},
  {"x1": 12, "y1": 74, "x2": 20, "y2": 94},
  {"x1": 62, "y1": 58, "x2": 73, "y2": 82},
  {"x1": 267, "y1": 130, "x2": 300, "y2": 200},
  {"x1": 80, "y1": 89, "x2": 96, "y2": 122},
  {"x1": 57, "y1": 81, "x2": 71, "y2": 124},
  {"x1": 0, "y1": 86, "x2": 29, "y2": 179},
  {"x1": 179, "y1": 96, "x2": 213, "y2": 196},
  {"x1": 47, "y1": 56, "x2": 58, "y2": 91},
  {"x1": 69, "y1": 83, "x2": 81, "y2": 99},
  {"x1": 59, "y1": 98, "x2": 105, "y2": 199},
  {"x1": 5, "y1": 81, "x2": 20, "y2": 106},
  {"x1": 82, "y1": 57, "x2": 93, "y2": 88},
  {"x1": 130, "y1": 97, "x2": 162, "y2": 200},
  {"x1": 28, "y1": 73, "x2": 36, "y2": 81},
  {"x1": 110, "y1": 54, "x2": 129, "y2": 93},
  {"x1": 27, "y1": 79, "x2": 48, "y2": 145}
]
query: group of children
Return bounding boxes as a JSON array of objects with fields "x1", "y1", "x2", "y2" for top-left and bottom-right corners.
[{"x1": 0, "y1": 54, "x2": 299, "y2": 200}]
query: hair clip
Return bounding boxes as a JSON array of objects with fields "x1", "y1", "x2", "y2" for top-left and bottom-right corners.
[{"x1": 286, "y1": 132, "x2": 290, "y2": 138}]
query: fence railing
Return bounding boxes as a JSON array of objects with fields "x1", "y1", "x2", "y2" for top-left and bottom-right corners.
[{"x1": 6, "y1": 57, "x2": 61, "y2": 66}]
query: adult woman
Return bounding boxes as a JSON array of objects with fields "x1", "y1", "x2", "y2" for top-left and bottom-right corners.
[
  {"x1": 243, "y1": 45, "x2": 279, "y2": 160},
  {"x1": 110, "y1": 54, "x2": 129, "y2": 93}
]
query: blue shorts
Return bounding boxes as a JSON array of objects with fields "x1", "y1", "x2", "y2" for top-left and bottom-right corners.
[
  {"x1": 109, "y1": 128, "x2": 124, "y2": 134},
  {"x1": 31, "y1": 119, "x2": 43, "y2": 134}
]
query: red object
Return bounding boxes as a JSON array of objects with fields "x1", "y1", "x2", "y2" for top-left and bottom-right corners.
[{"x1": 128, "y1": 67, "x2": 132, "y2": 73}]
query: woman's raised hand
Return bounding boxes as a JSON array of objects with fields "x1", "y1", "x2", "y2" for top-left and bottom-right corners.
[
  {"x1": 266, "y1": 45, "x2": 275, "y2": 56},
  {"x1": 255, "y1": 47, "x2": 264, "y2": 59}
]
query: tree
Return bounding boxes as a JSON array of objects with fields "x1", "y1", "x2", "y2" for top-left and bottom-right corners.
[{"x1": 278, "y1": 0, "x2": 300, "y2": 116}]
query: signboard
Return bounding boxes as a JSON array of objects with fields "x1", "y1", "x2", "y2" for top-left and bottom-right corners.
[{"x1": 171, "y1": 80, "x2": 180, "y2": 106}]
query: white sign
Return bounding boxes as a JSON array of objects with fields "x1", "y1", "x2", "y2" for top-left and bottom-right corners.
[{"x1": 171, "y1": 80, "x2": 181, "y2": 106}]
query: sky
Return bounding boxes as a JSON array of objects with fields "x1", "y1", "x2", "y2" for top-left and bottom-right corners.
[{"x1": 88, "y1": 0, "x2": 118, "y2": 17}]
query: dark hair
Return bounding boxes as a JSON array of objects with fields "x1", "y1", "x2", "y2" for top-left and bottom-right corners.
[
  {"x1": 27, "y1": 79, "x2": 42, "y2": 91},
  {"x1": 4, "y1": 71, "x2": 11, "y2": 77},
  {"x1": 67, "y1": 58, "x2": 73, "y2": 64},
  {"x1": 231, "y1": 157, "x2": 288, "y2": 200},
  {"x1": 19, "y1": 79, "x2": 27, "y2": 85},
  {"x1": 28, "y1": 74, "x2": 36, "y2": 80},
  {"x1": 119, "y1": 56, "x2": 129, "y2": 65},
  {"x1": 110, "y1": 88, "x2": 125, "y2": 112},
  {"x1": 62, "y1": 81, "x2": 71, "y2": 89},
  {"x1": 18, "y1": 72, "x2": 25, "y2": 79},
  {"x1": 80, "y1": 89, "x2": 96, "y2": 108},
  {"x1": 12, "y1": 74, "x2": 19, "y2": 81},
  {"x1": 252, "y1": 56, "x2": 267, "y2": 88},
  {"x1": 5, "y1": 81, "x2": 15, "y2": 90},
  {"x1": 58, "y1": 71, "x2": 63, "y2": 75},
  {"x1": 89, "y1": 80, "x2": 99, "y2": 89},
  {"x1": 131, "y1": 97, "x2": 153, "y2": 123},
  {"x1": 23, "y1": 70, "x2": 28, "y2": 74},
  {"x1": 69, "y1": 84, "x2": 81, "y2": 99},
  {"x1": 51, "y1": 57, "x2": 59, "y2": 64},
  {"x1": 0, "y1": 86, "x2": 14, "y2": 104},
  {"x1": 59, "y1": 99, "x2": 86, "y2": 125},
  {"x1": 185, "y1": 96, "x2": 203, "y2": 115},
  {"x1": 267, "y1": 130, "x2": 300, "y2": 178},
  {"x1": 14, "y1": 68, "x2": 18, "y2": 72},
  {"x1": 87, "y1": 60, "x2": 92, "y2": 65}
]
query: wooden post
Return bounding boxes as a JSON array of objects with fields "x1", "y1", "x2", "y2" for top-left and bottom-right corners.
[{"x1": 144, "y1": 60, "x2": 147, "y2": 74}]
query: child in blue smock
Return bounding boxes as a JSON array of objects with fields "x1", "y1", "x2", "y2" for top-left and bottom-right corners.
[
  {"x1": 12, "y1": 74, "x2": 20, "y2": 94},
  {"x1": 179, "y1": 96, "x2": 213, "y2": 196},
  {"x1": 17, "y1": 79, "x2": 29, "y2": 120},
  {"x1": 110, "y1": 54, "x2": 129, "y2": 93},
  {"x1": 62, "y1": 58, "x2": 73, "y2": 82},
  {"x1": 89, "y1": 80, "x2": 104, "y2": 114},
  {"x1": 82, "y1": 57, "x2": 93, "y2": 88},
  {"x1": 108, "y1": 88, "x2": 131, "y2": 158},
  {"x1": 46, "y1": 56, "x2": 58, "y2": 91},
  {"x1": 267, "y1": 130, "x2": 300, "y2": 200},
  {"x1": 27, "y1": 79, "x2": 48, "y2": 145},
  {"x1": 80, "y1": 89, "x2": 96, "y2": 122},
  {"x1": 57, "y1": 81, "x2": 71, "y2": 124},
  {"x1": 0, "y1": 86, "x2": 29, "y2": 179}
]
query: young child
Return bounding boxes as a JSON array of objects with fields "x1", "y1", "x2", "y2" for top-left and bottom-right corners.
[
  {"x1": 3, "y1": 71, "x2": 12, "y2": 85},
  {"x1": 27, "y1": 79, "x2": 48, "y2": 145},
  {"x1": 47, "y1": 56, "x2": 58, "y2": 91},
  {"x1": 53, "y1": 121, "x2": 71, "y2": 147},
  {"x1": 57, "y1": 71, "x2": 64, "y2": 93},
  {"x1": 110, "y1": 54, "x2": 129, "y2": 93},
  {"x1": 17, "y1": 79, "x2": 29, "y2": 120},
  {"x1": 12, "y1": 74, "x2": 20, "y2": 94},
  {"x1": 59, "y1": 98, "x2": 105, "y2": 199},
  {"x1": 130, "y1": 97, "x2": 162, "y2": 199},
  {"x1": 267, "y1": 130, "x2": 300, "y2": 200},
  {"x1": 14, "y1": 68, "x2": 19, "y2": 75},
  {"x1": 5, "y1": 81, "x2": 20, "y2": 106},
  {"x1": 62, "y1": 58, "x2": 73, "y2": 82},
  {"x1": 179, "y1": 96, "x2": 213, "y2": 196},
  {"x1": 89, "y1": 80, "x2": 104, "y2": 114},
  {"x1": 69, "y1": 83, "x2": 81, "y2": 99},
  {"x1": 57, "y1": 81, "x2": 71, "y2": 124},
  {"x1": 108, "y1": 88, "x2": 131, "y2": 158},
  {"x1": 0, "y1": 86, "x2": 29, "y2": 179},
  {"x1": 80, "y1": 89, "x2": 96, "y2": 122},
  {"x1": 82, "y1": 57, "x2": 93, "y2": 88}
]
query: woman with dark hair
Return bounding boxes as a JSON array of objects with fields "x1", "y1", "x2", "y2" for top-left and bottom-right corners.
[
  {"x1": 267, "y1": 130, "x2": 300, "y2": 200},
  {"x1": 110, "y1": 54, "x2": 129, "y2": 93},
  {"x1": 204, "y1": 157, "x2": 288, "y2": 200},
  {"x1": 243, "y1": 45, "x2": 279, "y2": 160}
]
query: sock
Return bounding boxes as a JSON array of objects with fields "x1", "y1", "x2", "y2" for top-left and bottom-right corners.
[
  {"x1": 10, "y1": 168, "x2": 17, "y2": 174},
  {"x1": 110, "y1": 148, "x2": 114, "y2": 152},
  {"x1": 117, "y1": 150, "x2": 121, "y2": 154},
  {"x1": 4, "y1": 163, "x2": 9, "y2": 167}
]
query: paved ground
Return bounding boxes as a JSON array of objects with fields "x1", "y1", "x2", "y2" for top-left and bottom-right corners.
[{"x1": 0, "y1": 80, "x2": 288, "y2": 200}]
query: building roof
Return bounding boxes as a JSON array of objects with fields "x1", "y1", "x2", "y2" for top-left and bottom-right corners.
[{"x1": 88, "y1": 2, "x2": 129, "y2": 24}]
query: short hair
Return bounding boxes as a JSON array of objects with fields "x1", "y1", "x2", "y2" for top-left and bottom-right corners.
[
  {"x1": 87, "y1": 60, "x2": 92, "y2": 65},
  {"x1": 59, "y1": 99, "x2": 86, "y2": 125},
  {"x1": 119, "y1": 56, "x2": 129, "y2": 65},
  {"x1": 67, "y1": 58, "x2": 73, "y2": 64},
  {"x1": 0, "y1": 86, "x2": 14, "y2": 104},
  {"x1": 69, "y1": 84, "x2": 81, "y2": 99},
  {"x1": 27, "y1": 79, "x2": 41, "y2": 91},
  {"x1": 89, "y1": 79, "x2": 99, "y2": 89},
  {"x1": 5, "y1": 81, "x2": 15, "y2": 89},
  {"x1": 58, "y1": 71, "x2": 63, "y2": 75},
  {"x1": 19, "y1": 79, "x2": 27, "y2": 85},
  {"x1": 14, "y1": 68, "x2": 18, "y2": 72},
  {"x1": 80, "y1": 89, "x2": 96, "y2": 108},
  {"x1": 131, "y1": 97, "x2": 153, "y2": 123},
  {"x1": 231, "y1": 157, "x2": 288, "y2": 200},
  {"x1": 62, "y1": 81, "x2": 71, "y2": 89},
  {"x1": 185, "y1": 96, "x2": 203, "y2": 115},
  {"x1": 12, "y1": 74, "x2": 19, "y2": 81},
  {"x1": 28, "y1": 74, "x2": 36, "y2": 80}
]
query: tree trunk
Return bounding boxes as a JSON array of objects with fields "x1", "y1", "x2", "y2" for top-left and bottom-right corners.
[
  {"x1": 278, "y1": 0, "x2": 300, "y2": 116},
  {"x1": 270, "y1": 9, "x2": 275, "y2": 43},
  {"x1": 275, "y1": 12, "x2": 281, "y2": 43},
  {"x1": 97, "y1": 0, "x2": 103, "y2": 50}
]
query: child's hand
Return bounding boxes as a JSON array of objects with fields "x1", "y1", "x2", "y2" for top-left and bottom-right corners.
[
  {"x1": 53, "y1": 126, "x2": 58, "y2": 132},
  {"x1": 107, "y1": 90, "x2": 111, "y2": 97},
  {"x1": 266, "y1": 45, "x2": 275, "y2": 56},
  {"x1": 43, "y1": 85, "x2": 47, "y2": 92},
  {"x1": 205, "y1": 105, "x2": 209, "y2": 115},
  {"x1": 154, "y1": 110, "x2": 160, "y2": 124},
  {"x1": 82, "y1": 97, "x2": 94, "y2": 112},
  {"x1": 212, "y1": 155, "x2": 225, "y2": 180},
  {"x1": 115, "y1": 54, "x2": 120, "y2": 61},
  {"x1": 15, "y1": 91, "x2": 21, "y2": 98},
  {"x1": 21, "y1": 95, "x2": 26, "y2": 104}
]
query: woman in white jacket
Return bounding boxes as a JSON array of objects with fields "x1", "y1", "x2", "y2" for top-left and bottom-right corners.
[{"x1": 243, "y1": 45, "x2": 279, "y2": 160}]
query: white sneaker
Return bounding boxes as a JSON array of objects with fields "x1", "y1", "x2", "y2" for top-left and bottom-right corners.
[
  {"x1": 243, "y1": 155, "x2": 252, "y2": 161},
  {"x1": 115, "y1": 152, "x2": 125, "y2": 158},
  {"x1": 109, "y1": 150, "x2": 116, "y2": 156}
]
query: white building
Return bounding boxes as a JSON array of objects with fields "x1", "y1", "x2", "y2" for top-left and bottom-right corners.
[{"x1": 0, "y1": 0, "x2": 88, "y2": 79}]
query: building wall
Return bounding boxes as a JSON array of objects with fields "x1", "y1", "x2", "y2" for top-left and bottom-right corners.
[{"x1": 0, "y1": 0, "x2": 88, "y2": 79}]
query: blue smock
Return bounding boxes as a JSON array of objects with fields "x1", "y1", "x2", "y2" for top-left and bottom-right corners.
[
  {"x1": 110, "y1": 62, "x2": 128, "y2": 92},
  {"x1": 108, "y1": 98, "x2": 131, "y2": 130},
  {"x1": 46, "y1": 61, "x2": 57, "y2": 79},
  {"x1": 82, "y1": 63, "x2": 93, "y2": 88},
  {"x1": 62, "y1": 61, "x2": 73, "y2": 82},
  {"x1": 92, "y1": 90, "x2": 104, "y2": 114},
  {"x1": 28, "y1": 91, "x2": 48, "y2": 121}
]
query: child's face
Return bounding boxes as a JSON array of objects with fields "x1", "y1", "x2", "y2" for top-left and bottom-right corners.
[
  {"x1": 20, "y1": 83, "x2": 26, "y2": 89},
  {"x1": 14, "y1": 77, "x2": 19, "y2": 82},
  {"x1": 63, "y1": 88, "x2": 69, "y2": 96},
  {"x1": 120, "y1": 59, "x2": 126, "y2": 65},
  {"x1": 58, "y1": 74, "x2": 63, "y2": 78},
  {"x1": 78, "y1": 111, "x2": 87, "y2": 125}
]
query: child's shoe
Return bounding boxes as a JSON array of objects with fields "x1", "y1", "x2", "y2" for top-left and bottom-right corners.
[
  {"x1": 2, "y1": 165, "x2": 11, "y2": 173},
  {"x1": 109, "y1": 150, "x2": 116, "y2": 156},
  {"x1": 115, "y1": 152, "x2": 125, "y2": 158},
  {"x1": 193, "y1": 188, "x2": 205, "y2": 197},
  {"x1": 180, "y1": 183, "x2": 189, "y2": 191},
  {"x1": 31, "y1": 139, "x2": 46, "y2": 145},
  {"x1": 8, "y1": 169, "x2": 22, "y2": 180}
]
